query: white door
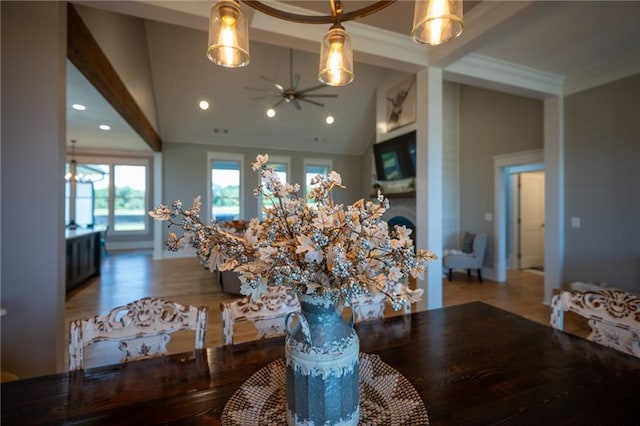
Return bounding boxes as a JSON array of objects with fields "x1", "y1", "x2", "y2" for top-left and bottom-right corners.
[{"x1": 519, "y1": 171, "x2": 545, "y2": 270}]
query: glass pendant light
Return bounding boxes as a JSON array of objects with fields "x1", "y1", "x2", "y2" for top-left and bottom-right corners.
[
  {"x1": 411, "y1": 0, "x2": 463, "y2": 46},
  {"x1": 318, "y1": 24, "x2": 354, "y2": 87},
  {"x1": 207, "y1": 0, "x2": 250, "y2": 67},
  {"x1": 65, "y1": 139, "x2": 82, "y2": 182}
]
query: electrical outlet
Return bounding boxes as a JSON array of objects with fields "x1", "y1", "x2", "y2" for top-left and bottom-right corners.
[{"x1": 571, "y1": 217, "x2": 581, "y2": 228}]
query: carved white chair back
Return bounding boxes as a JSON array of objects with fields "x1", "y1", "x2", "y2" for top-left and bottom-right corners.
[
  {"x1": 220, "y1": 286, "x2": 301, "y2": 345},
  {"x1": 550, "y1": 289, "x2": 640, "y2": 358},
  {"x1": 69, "y1": 297, "x2": 208, "y2": 371},
  {"x1": 350, "y1": 291, "x2": 411, "y2": 324}
]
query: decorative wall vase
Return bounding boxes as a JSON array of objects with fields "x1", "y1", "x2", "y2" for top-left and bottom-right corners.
[{"x1": 285, "y1": 292, "x2": 360, "y2": 426}]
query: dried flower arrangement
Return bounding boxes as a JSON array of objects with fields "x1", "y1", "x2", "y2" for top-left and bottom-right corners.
[{"x1": 150, "y1": 154, "x2": 436, "y2": 310}]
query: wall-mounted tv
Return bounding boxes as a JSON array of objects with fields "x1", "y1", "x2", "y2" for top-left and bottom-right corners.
[{"x1": 373, "y1": 131, "x2": 416, "y2": 181}]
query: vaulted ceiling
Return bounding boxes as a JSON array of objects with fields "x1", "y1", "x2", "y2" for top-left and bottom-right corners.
[{"x1": 67, "y1": 1, "x2": 640, "y2": 155}]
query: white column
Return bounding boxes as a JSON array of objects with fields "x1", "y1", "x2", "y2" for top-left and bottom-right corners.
[
  {"x1": 543, "y1": 96, "x2": 564, "y2": 303},
  {"x1": 152, "y1": 151, "x2": 164, "y2": 259},
  {"x1": 415, "y1": 68, "x2": 444, "y2": 311},
  {"x1": 493, "y1": 166, "x2": 508, "y2": 282}
]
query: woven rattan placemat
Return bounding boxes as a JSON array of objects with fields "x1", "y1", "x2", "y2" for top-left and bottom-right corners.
[{"x1": 222, "y1": 352, "x2": 429, "y2": 425}]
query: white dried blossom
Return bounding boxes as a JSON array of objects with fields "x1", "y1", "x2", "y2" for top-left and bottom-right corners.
[
  {"x1": 149, "y1": 204, "x2": 171, "y2": 221},
  {"x1": 328, "y1": 171, "x2": 342, "y2": 186},
  {"x1": 252, "y1": 154, "x2": 269, "y2": 171}
]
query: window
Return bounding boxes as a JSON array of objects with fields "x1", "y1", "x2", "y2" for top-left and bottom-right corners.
[
  {"x1": 65, "y1": 180, "x2": 95, "y2": 228},
  {"x1": 259, "y1": 156, "x2": 290, "y2": 218},
  {"x1": 89, "y1": 164, "x2": 110, "y2": 227},
  {"x1": 114, "y1": 165, "x2": 146, "y2": 231},
  {"x1": 208, "y1": 152, "x2": 244, "y2": 222},
  {"x1": 65, "y1": 157, "x2": 149, "y2": 233},
  {"x1": 304, "y1": 158, "x2": 332, "y2": 205}
]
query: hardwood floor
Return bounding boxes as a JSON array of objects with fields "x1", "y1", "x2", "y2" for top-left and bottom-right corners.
[{"x1": 65, "y1": 250, "x2": 589, "y2": 370}]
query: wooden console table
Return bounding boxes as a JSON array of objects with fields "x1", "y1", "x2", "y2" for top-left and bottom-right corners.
[{"x1": 65, "y1": 227, "x2": 102, "y2": 291}]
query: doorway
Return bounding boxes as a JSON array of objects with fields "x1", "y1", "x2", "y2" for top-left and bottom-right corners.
[
  {"x1": 493, "y1": 149, "x2": 544, "y2": 283},
  {"x1": 515, "y1": 171, "x2": 545, "y2": 271}
]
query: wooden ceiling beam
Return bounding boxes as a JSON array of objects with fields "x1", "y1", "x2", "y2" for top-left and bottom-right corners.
[{"x1": 67, "y1": 3, "x2": 162, "y2": 152}]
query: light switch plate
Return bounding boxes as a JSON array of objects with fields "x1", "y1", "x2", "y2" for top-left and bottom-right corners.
[{"x1": 571, "y1": 217, "x2": 581, "y2": 228}]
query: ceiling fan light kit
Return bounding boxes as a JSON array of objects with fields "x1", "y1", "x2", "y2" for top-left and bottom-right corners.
[{"x1": 207, "y1": 0, "x2": 463, "y2": 86}]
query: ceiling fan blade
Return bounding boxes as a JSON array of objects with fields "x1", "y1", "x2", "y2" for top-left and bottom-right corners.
[
  {"x1": 293, "y1": 99, "x2": 302, "y2": 111},
  {"x1": 250, "y1": 95, "x2": 274, "y2": 100},
  {"x1": 271, "y1": 98, "x2": 285, "y2": 109},
  {"x1": 244, "y1": 86, "x2": 270, "y2": 92},
  {"x1": 297, "y1": 84, "x2": 331, "y2": 95},
  {"x1": 301, "y1": 94, "x2": 338, "y2": 98},
  {"x1": 291, "y1": 74, "x2": 300, "y2": 90},
  {"x1": 298, "y1": 97, "x2": 325, "y2": 108},
  {"x1": 260, "y1": 75, "x2": 284, "y2": 92}
]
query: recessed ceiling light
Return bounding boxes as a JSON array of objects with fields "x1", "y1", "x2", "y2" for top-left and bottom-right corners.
[
  {"x1": 99, "y1": 124, "x2": 111, "y2": 131},
  {"x1": 325, "y1": 115, "x2": 335, "y2": 125},
  {"x1": 199, "y1": 100, "x2": 210, "y2": 110},
  {"x1": 266, "y1": 108, "x2": 276, "y2": 118},
  {"x1": 72, "y1": 104, "x2": 86, "y2": 111}
]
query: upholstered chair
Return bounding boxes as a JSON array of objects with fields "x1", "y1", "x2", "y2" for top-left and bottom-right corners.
[{"x1": 443, "y1": 233, "x2": 488, "y2": 283}]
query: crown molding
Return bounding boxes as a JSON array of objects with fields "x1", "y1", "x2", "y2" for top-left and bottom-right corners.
[
  {"x1": 563, "y1": 55, "x2": 640, "y2": 96},
  {"x1": 446, "y1": 53, "x2": 564, "y2": 98},
  {"x1": 428, "y1": 0, "x2": 535, "y2": 68}
]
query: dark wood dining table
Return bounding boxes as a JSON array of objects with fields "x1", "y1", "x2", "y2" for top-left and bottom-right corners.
[{"x1": 2, "y1": 302, "x2": 639, "y2": 425}]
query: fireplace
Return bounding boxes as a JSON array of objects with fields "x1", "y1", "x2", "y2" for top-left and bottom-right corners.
[
  {"x1": 387, "y1": 216, "x2": 415, "y2": 236},
  {"x1": 382, "y1": 196, "x2": 416, "y2": 228}
]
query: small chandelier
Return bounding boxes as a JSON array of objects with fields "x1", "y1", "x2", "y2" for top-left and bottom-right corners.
[
  {"x1": 207, "y1": 0, "x2": 463, "y2": 86},
  {"x1": 65, "y1": 139, "x2": 85, "y2": 182}
]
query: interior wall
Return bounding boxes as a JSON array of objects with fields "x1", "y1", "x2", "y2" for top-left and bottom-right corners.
[
  {"x1": 359, "y1": 141, "x2": 375, "y2": 196},
  {"x1": 564, "y1": 74, "x2": 640, "y2": 292},
  {"x1": 442, "y1": 81, "x2": 460, "y2": 249},
  {"x1": 458, "y1": 85, "x2": 544, "y2": 272},
  {"x1": 1, "y1": 1, "x2": 67, "y2": 378}
]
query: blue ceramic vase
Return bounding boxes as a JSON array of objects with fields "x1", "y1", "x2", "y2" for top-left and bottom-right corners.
[{"x1": 285, "y1": 293, "x2": 360, "y2": 426}]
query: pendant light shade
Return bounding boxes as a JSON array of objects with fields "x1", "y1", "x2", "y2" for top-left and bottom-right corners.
[
  {"x1": 207, "y1": 0, "x2": 250, "y2": 67},
  {"x1": 411, "y1": 0, "x2": 463, "y2": 46},
  {"x1": 318, "y1": 25, "x2": 354, "y2": 87}
]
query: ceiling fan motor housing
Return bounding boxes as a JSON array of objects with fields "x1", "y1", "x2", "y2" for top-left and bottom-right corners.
[{"x1": 245, "y1": 49, "x2": 338, "y2": 110}]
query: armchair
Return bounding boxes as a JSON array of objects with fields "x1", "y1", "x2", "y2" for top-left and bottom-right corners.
[{"x1": 443, "y1": 233, "x2": 487, "y2": 283}]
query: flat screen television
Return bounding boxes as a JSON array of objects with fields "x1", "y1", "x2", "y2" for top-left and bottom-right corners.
[{"x1": 373, "y1": 131, "x2": 416, "y2": 181}]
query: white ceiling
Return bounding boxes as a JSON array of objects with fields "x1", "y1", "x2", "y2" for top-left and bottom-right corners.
[{"x1": 66, "y1": 1, "x2": 640, "y2": 155}]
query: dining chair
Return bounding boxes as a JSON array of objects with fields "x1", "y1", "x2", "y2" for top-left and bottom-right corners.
[
  {"x1": 550, "y1": 288, "x2": 640, "y2": 358},
  {"x1": 220, "y1": 286, "x2": 300, "y2": 345},
  {"x1": 350, "y1": 291, "x2": 410, "y2": 323},
  {"x1": 100, "y1": 225, "x2": 109, "y2": 256},
  {"x1": 69, "y1": 297, "x2": 208, "y2": 371}
]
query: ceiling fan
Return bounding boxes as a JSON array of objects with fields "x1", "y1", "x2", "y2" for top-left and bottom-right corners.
[{"x1": 245, "y1": 49, "x2": 337, "y2": 111}]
